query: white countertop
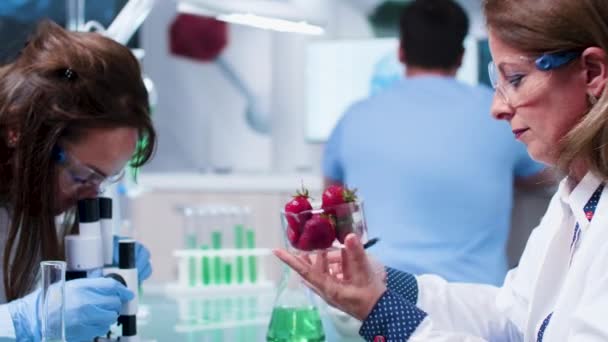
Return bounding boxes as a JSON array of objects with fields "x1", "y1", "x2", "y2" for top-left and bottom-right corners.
[{"x1": 137, "y1": 172, "x2": 324, "y2": 193}]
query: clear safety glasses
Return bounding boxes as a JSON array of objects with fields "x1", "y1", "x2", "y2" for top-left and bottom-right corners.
[
  {"x1": 488, "y1": 51, "x2": 581, "y2": 107},
  {"x1": 54, "y1": 145, "x2": 125, "y2": 194}
]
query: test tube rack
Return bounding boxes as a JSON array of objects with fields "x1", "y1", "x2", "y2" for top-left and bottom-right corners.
[
  {"x1": 167, "y1": 204, "x2": 275, "y2": 295},
  {"x1": 165, "y1": 248, "x2": 275, "y2": 295}
]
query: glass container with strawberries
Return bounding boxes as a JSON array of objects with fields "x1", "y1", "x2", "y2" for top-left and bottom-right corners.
[
  {"x1": 266, "y1": 185, "x2": 367, "y2": 342},
  {"x1": 283, "y1": 185, "x2": 367, "y2": 252}
]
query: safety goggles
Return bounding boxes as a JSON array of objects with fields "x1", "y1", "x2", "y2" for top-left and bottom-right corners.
[
  {"x1": 488, "y1": 51, "x2": 581, "y2": 107},
  {"x1": 53, "y1": 145, "x2": 125, "y2": 194}
]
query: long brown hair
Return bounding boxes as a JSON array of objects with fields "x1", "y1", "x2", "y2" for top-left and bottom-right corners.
[
  {"x1": 483, "y1": 0, "x2": 608, "y2": 178},
  {"x1": 0, "y1": 21, "x2": 156, "y2": 300}
]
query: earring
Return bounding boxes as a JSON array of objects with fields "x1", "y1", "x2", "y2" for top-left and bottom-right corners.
[
  {"x1": 588, "y1": 93, "x2": 599, "y2": 106},
  {"x1": 6, "y1": 132, "x2": 18, "y2": 147}
]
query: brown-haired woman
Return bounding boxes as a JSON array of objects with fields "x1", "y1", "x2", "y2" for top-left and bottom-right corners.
[
  {"x1": 0, "y1": 21, "x2": 156, "y2": 340},
  {"x1": 275, "y1": 0, "x2": 608, "y2": 340}
]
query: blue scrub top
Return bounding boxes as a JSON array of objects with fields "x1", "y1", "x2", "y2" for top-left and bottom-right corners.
[{"x1": 323, "y1": 76, "x2": 544, "y2": 285}]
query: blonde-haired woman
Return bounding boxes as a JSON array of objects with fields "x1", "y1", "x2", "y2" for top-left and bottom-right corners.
[{"x1": 275, "y1": 0, "x2": 608, "y2": 340}]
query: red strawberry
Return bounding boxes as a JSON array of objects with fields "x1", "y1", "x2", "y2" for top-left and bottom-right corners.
[
  {"x1": 321, "y1": 185, "x2": 357, "y2": 213},
  {"x1": 287, "y1": 225, "x2": 300, "y2": 247},
  {"x1": 335, "y1": 214, "x2": 363, "y2": 243},
  {"x1": 321, "y1": 185, "x2": 358, "y2": 243},
  {"x1": 297, "y1": 214, "x2": 336, "y2": 251},
  {"x1": 284, "y1": 187, "x2": 312, "y2": 247}
]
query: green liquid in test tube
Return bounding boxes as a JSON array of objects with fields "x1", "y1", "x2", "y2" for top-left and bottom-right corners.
[
  {"x1": 201, "y1": 245, "x2": 211, "y2": 285},
  {"x1": 235, "y1": 225, "x2": 245, "y2": 284},
  {"x1": 246, "y1": 230, "x2": 257, "y2": 283},
  {"x1": 224, "y1": 263, "x2": 233, "y2": 284},
  {"x1": 186, "y1": 234, "x2": 197, "y2": 287},
  {"x1": 212, "y1": 231, "x2": 222, "y2": 284}
]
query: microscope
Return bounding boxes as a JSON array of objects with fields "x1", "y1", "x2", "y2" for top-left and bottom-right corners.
[
  {"x1": 66, "y1": 198, "x2": 140, "y2": 341},
  {"x1": 65, "y1": 198, "x2": 104, "y2": 280}
]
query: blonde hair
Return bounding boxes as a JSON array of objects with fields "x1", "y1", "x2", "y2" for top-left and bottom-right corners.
[{"x1": 484, "y1": 0, "x2": 608, "y2": 178}]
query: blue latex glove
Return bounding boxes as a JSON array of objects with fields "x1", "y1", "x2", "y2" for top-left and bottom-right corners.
[
  {"x1": 8, "y1": 277, "x2": 133, "y2": 341},
  {"x1": 113, "y1": 236, "x2": 152, "y2": 282}
]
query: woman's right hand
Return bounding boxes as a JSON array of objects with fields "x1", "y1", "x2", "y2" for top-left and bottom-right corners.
[
  {"x1": 8, "y1": 277, "x2": 133, "y2": 341},
  {"x1": 274, "y1": 234, "x2": 387, "y2": 321}
]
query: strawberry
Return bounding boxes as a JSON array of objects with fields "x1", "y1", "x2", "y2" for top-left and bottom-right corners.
[
  {"x1": 321, "y1": 185, "x2": 357, "y2": 213},
  {"x1": 284, "y1": 187, "x2": 313, "y2": 247},
  {"x1": 321, "y1": 185, "x2": 358, "y2": 243},
  {"x1": 287, "y1": 225, "x2": 300, "y2": 247},
  {"x1": 297, "y1": 214, "x2": 336, "y2": 251}
]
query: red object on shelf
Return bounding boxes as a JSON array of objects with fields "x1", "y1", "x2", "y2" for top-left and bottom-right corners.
[{"x1": 169, "y1": 13, "x2": 228, "y2": 62}]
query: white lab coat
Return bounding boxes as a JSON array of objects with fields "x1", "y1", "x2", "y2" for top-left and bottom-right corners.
[{"x1": 405, "y1": 172, "x2": 608, "y2": 341}]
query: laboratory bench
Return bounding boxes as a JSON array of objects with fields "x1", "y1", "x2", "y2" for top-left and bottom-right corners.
[{"x1": 136, "y1": 285, "x2": 365, "y2": 341}]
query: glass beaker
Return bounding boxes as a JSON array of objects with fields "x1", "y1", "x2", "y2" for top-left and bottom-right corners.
[
  {"x1": 40, "y1": 261, "x2": 67, "y2": 342},
  {"x1": 266, "y1": 265, "x2": 325, "y2": 342}
]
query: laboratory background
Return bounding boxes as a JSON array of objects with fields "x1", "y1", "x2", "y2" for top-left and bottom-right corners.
[{"x1": 0, "y1": 0, "x2": 554, "y2": 341}]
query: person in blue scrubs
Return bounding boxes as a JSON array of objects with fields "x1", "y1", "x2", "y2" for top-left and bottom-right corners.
[{"x1": 323, "y1": 0, "x2": 549, "y2": 285}]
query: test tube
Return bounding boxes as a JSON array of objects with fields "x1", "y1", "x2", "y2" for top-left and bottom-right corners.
[
  {"x1": 40, "y1": 261, "x2": 66, "y2": 342},
  {"x1": 246, "y1": 230, "x2": 257, "y2": 283},
  {"x1": 212, "y1": 231, "x2": 222, "y2": 284},
  {"x1": 200, "y1": 245, "x2": 211, "y2": 285},
  {"x1": 224, "y1": 262, "x2": 233, "y2": 284},
  {"x1": 197, "y1": 207, "x2": 209, "y2": 287},
  {"x1": 243, "y1": 207, "x2": 257, "y2": 283},
  {"x1": 181, "y1": 206, "x2": 198, "y2": 287},
  {"x1": 234, "y1": 208, "x2": 245, "y2": 284}
]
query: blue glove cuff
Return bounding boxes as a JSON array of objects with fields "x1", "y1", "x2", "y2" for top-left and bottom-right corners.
[{"x1": 8, "y1": 292, "x2": 40, "y2": 341}]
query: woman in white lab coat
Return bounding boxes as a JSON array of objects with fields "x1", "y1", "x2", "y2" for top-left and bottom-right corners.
[
  {"x1": 275, "y1": 0, "x2": 608, "y2": 340},
  {"x1": 0, "y1": 21, "x2": 156, "y2": 340}
]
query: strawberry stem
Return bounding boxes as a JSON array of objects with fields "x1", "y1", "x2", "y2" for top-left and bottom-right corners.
[
  {"x1": 294, "y1": 184, "x2": 311, "y2": 199},
  {"x1": 342, "y1": 186, "x2": 358, "y2": 203}
]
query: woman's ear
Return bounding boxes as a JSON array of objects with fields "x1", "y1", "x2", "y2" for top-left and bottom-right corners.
[{"x1": 582, "y1": 47, "x2": 608, "y2": 98}]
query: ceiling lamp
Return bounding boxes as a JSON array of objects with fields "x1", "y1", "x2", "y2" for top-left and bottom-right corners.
[{"x1": 177, "y1": 0, "x2": 326, "y2": 35}]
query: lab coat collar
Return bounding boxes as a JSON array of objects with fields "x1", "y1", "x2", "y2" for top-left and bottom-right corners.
[{"x1": 558, "y1": 172, "x2": 603, "y2": 232}]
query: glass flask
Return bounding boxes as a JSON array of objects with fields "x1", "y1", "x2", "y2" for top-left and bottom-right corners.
[
  {"x1": 267, "y1": 199, "x2": 368, "y2": 342},
  {"x1": 266, "y1": 264, "x2": 325, "y2": 342}
]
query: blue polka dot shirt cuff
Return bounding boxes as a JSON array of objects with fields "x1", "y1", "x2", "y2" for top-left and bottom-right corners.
[
  {"x1": 386, "y1": 267, "x2": 419, "y2": 303},
  {"x1": 359, "y1": 290, "x2": 427, "y2": 341}
]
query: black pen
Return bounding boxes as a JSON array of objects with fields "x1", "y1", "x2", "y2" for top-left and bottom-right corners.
[{"x1": 363, "y1": 237, "x2": 380, "y2": 249}]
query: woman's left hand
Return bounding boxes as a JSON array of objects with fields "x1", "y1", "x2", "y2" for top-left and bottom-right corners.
[
  {"x1": 113, "y1": 236, "x2": 152, "y2": 282},
  {"x1": 274, "y1": 234, "x2": 386, "y2": 321}
]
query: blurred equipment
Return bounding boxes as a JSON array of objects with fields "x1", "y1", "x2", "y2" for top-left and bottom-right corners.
[
  {"x1": 169, "y1": 14, "x2": 228, "y2": 62},
  {"x1": 65, "y1": 0, "x2": 155, "y2": 44},
  {"x1": 176, "y1": 0, "x2": 326, "y2": 35},
  {"x1": 169, "y1": 13, "x2": 270, "y2": 135}
]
